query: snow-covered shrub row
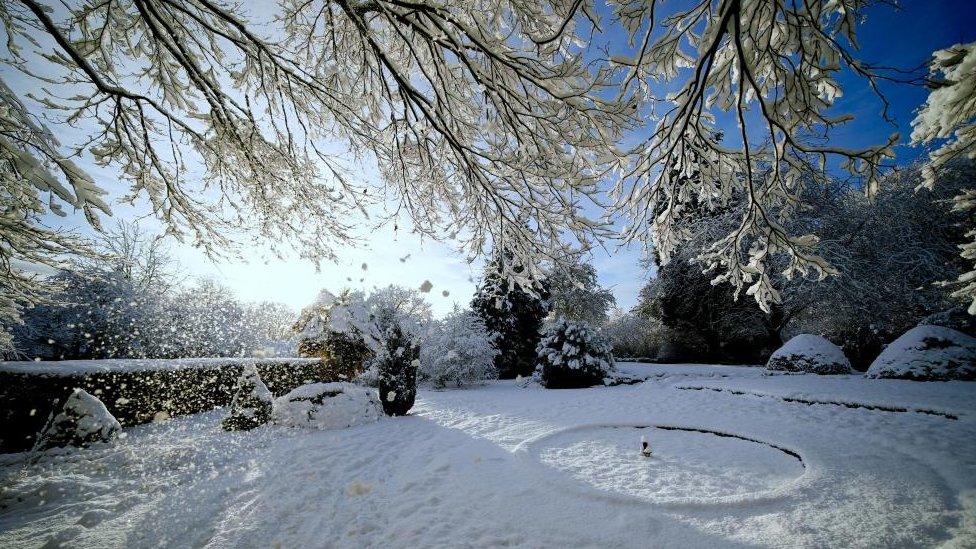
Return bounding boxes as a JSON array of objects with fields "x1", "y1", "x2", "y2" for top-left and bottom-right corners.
[
  {"x1": 35, "y1": 388, "x2": 121, "y2": 451},
  {"x1": 272, "y1": 382, "x2": 383, "y2": 430},
  {"x1": 419, "y1": 309, "x2": 498, "y2": 389},
  {"x1": 866, "y1": 326, "x2": 976, "y2": 381},
  {"x1": 765, "y1": 335, "x2": 853, "y2": 375},
  {"x1": 0, "y1": 358, "x2": 328, "y2": 453},
  {"x1": 295, "y1": 286, "x2": 430, "y2": 415},
  {"x1": 535, "y1": 318, "x2": 615, "y2": 389}
]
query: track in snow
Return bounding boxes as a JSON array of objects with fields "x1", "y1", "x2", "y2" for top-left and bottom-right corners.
[
  {"x1": 522, "y1": 423, "x2": 807, "y2": 506},
  {"x1": 676, "y1": 385, "x2": 960, "y2": 419}
]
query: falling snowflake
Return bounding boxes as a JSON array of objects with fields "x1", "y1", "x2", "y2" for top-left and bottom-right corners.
[{"x1": 419, "y1": 280, "x2": 433, "y2": 293}]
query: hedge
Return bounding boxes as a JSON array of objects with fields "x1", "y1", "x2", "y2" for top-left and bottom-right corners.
[{"x1": 0, "y1": 357, "x2": 338, "y2": 453}]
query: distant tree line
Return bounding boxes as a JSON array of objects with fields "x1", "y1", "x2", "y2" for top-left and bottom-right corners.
[
  {"x1": 607, "y1": 162, "x2": 975, "y2": 368},
  {"x1": 4, "y1": 223, "x2": 295, "y2": 361}
]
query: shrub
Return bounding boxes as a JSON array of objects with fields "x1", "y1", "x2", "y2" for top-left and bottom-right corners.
[
  {"x1": 535, "y1": 318, "x2": 614, "y2": 388},
  {"x1": 35, "y1": 388, "x2": 120, "y2": 451},
  {"x1": 420, "y1": 310, "x2": 498, "y2": 389},
  {"x1": 375, "y1": 323, "x2": 419, "y2": 415},
  {"x1": 297, "y1": 286, "x2": 429, "y2": 415},
  {"x1": 471, "y1": 253, "x2": 549, "y2": 378},
  {"x1": 765, "y1": 334, "x2": 853, "y2": 375},
  {"x1": 297, "y1": 331, "x2": 372, "y2": 380},
  {"x1": 866, "y1": 326, "x2": 976, "y2": 381},
  {"x1": 272, "y1": 382, "x2": 383, "y2": 429},
  {"x1": 221, "y1": 364, "x2": 274, "y2": 431}
]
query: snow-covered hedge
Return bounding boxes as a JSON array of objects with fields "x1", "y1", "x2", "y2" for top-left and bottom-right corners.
[
  {"x1": 535, "y1": 318, "x2": 615, "y2": 389},
  {"x1": 273, "y1": 382, "x2": 382, "y2": 429},
  {"x1": 420, "y1": 310, "x2": 498, "y2": 389},
  {"x1": 0, "y1": 357, "x2": 331, "y2": 453},
  {"x1": 765, "y1": 334, "x2": 853, "y2": 375},
  {"x1": 866, "y1": 326, "x2": 976, "y2": 381}
]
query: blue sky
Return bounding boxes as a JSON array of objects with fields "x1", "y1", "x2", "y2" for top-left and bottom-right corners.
[{"x1": 16, "y1": 0, "x2": 976, "y2": 317}]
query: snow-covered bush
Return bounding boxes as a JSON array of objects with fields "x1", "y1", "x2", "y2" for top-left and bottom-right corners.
[
  {"x1": 297, "y1": 286, "x2": 430, "y2": 415},
  {"x1": 272, "y1": 382, "x2": 383, "y2": 430},
  {"x1": 420, "y1": 309, "x2": 498, "y2": 389},
  {"x1": 35, "y1": 389, "x2": 121, "y2": 451},
  {"x1": 295, "y1": 323, "x2": 372, "y2": 381},
  {"x1": 866, "y1": 326, "x2": 976, "y2": 381},
  {"x1": 535, "y1": 318, "x2": 615, "y2": 389},
  {"x1": 221, "y1": 364, "x2": 274, "y2": 431},
  {"x1": 375, "y1": 326, "x2": 419, "y2": 416},
  {"x1": 766, "y1": 335, "x2": 852, "y2": 375}
]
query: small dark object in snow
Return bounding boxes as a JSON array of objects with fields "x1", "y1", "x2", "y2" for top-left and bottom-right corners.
[{"x1": 641, "y1": 435, "x2": 652, "y2": 457}]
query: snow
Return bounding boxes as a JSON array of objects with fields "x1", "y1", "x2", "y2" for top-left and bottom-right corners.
[
  {"x1": 2, "y1": 363, "x2": 975, "y2": 547},
  {"x1": 34, "y1": 389, "x2": 121, "y2": 451},
  {"x1": 866, "y1": 325, "x2": 976, "y2": 381},
  {"x1": 766, "y1": 334, "x2": 852, "y2": 375},
  {"x1": 272, "y1": 382, "x2": 383, "y2": 430},
  {"x1": 0, "y1": 357, "x2": 322, "y2": 376}
]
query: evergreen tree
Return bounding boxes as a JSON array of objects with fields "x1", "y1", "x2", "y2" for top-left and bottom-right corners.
[
  {"x1": 535, "y1": 318, "x2": 615, "y2": 389},
  {"x1": 471, "y1": 254, "x2": 549, "y2": 379},
  {"x1": 546, "y1": 259, "x2": 615, "y2": 327},
  {"x1": 376, "y1": 323, "x2": 419, "y2": 416}
]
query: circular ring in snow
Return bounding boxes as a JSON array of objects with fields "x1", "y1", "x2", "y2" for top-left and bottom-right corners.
[{"x1": 517, "y1": 423, "x2": 810, "y2": 507}]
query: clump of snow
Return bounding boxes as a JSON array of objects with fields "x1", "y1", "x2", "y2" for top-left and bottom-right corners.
[
  {"x1": 535, "y1": 318, "x2": 614, "y2": 388},
  {"x1": 35, "y1": 388, "x2": 121, "y2": 451},
  {"x1": 866, "y1": 325, "x2": 976, "y2": 381},
  {"x1": 766, "y1": 334, "x2": 852, "y2": 375},
  {"x1": 272, "y1": 382, "x2": 382, "y2": 429},
  {"x1": 221, "y1": 364, "x2": 273, "y2": 431}
]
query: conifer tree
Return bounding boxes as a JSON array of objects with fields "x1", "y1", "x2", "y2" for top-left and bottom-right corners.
[{"x1": 471, "y1": 254, "x2": 549, "y2": 379}]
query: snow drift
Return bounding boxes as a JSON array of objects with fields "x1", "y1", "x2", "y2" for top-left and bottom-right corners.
[{"x1": 273, "y1": 382, "x2": 383, "y2": 429}]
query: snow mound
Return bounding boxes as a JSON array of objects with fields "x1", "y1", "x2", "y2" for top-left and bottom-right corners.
[
  {"x1": 866, "y1": 325, "x2": 976, "y2": 381},
  {"x1": 35, "y1": 388, "x2": 121, "y2": 451},
  {"x1": 766, "y1": 334, "x2": 852, "y2": 375},
  {"x1": 222, "y1": 364, "x2": 274, "y2": 431},
  {"x1": 273, "y1": 382, "x2": 383, "y2": 429}
]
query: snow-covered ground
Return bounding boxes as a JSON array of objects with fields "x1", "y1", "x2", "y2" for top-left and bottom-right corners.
[{"x1": 2, "y1": 362, "x2": 975, "y2": 548}]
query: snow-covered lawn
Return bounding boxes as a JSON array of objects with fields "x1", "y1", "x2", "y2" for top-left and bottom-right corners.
[{"x1": 2, "y1": 363, "x2": 975, "y2": 548}]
